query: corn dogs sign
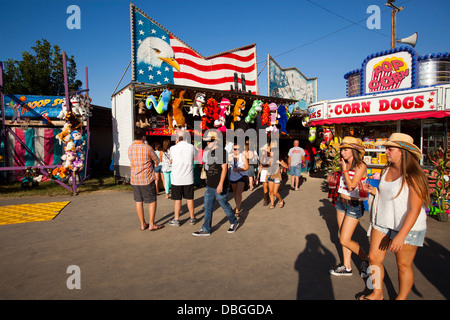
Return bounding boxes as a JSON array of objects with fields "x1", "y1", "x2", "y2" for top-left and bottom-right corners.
[{"x1": 364, "y1": 50, "x2": 415, "y2": 94}]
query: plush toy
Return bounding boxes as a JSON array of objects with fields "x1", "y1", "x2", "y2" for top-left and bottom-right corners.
[
  {"x1": 64, "y1": 141, "x2": 76, "y2": 152},
  {"x1": 309, "y1": 127, "x2": 316, "y2": 142},
  {"x1": 277, "y1": 104, "x2": 288, "y2": 134},
  {"x1": 324, "y1": 128, "x2": 333, "y2": 143},
  {"x1": 189, "y1": 92, "x2": 206, "y2": 117},
  {"x1": 154, "y1": 89, "x2": 171, "y2": 114},
  {"x1": 52, "y1": 166, "x2": 68, "y2": 180},
  {"x1": 171, "y1": 90, "x2": 186, "y2": 129},
  {"x1": 260, "y1": 103, "x2": 271, "y2": 126},
  {"x1": 64, "y1": 110, "x2": 82, "y2": 132},
  {"x1": 61, "y1": 151, "x2": 76, "y2": 169},
  {"x1": 136, "y1": 101, "x2": 151, "y2": 129},
  {"x1": 245, "y1": 100, "x2": 263, "y2": 124},
  {"x1": 72, "y1": 159, "x2": 84, "y2": 171},
  {"x1": 55, "y1": 123, "x2": 72, "y2": 145},
  {"x1": 287, "y1": 104, "x2": 296, "y2": 118},
  {"x1": 70, "y1": 95, "x2": 83, "y2": 116},
  {"x1": 214, "y1": 98, "x2": 230, "y2": 133},
  {"x1": 146, "y1": 95, "x2": 157, "y2": 110},
  {"x1": 70, "y1": 130, "x2": 85, "y2": 149},
  {"x1": 231, "y1": 99, "x2": 246, "y2": 129},
  {"x1": 266, "y1": 103, "x2": 279, "y2": 133},
  {"x1": 57, "y1": 98, "x2": 68, "y2": 120},
  {"x1": 201, "y1": 98, "x2": 218, "y2": 130}
]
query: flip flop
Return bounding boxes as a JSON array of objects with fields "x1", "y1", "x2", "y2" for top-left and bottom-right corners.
[
  {"x1": 149, "y1": 225, "x2": 164, "y2": 231},
  {"x1": 279, "y1": 201, "x2": 285, "y2": 208},
  {"x1": 268, "y1": 204, "x2": 275, "y2": 209}
]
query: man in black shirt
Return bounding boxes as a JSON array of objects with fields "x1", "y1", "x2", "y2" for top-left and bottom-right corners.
[{"x1": 193, "y1": 131, "x2": 239, "y2": 236}]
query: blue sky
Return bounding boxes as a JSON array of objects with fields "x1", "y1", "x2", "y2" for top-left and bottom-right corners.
[{"x1": 1, "y1": 0, "x2": 449, "y2": 108}]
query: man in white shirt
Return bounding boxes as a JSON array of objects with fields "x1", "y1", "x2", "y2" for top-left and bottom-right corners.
[{"x1": 168, "y1": 131, "x2": 198, "y2": 226}]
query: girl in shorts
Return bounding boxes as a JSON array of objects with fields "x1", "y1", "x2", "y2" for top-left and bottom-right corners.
[
  {"x1": 360, "y1": 133, "x2": 429, "y2": 300},
  {"x1": 329, "y1": 136, "x2": 370, "y2": 278}
]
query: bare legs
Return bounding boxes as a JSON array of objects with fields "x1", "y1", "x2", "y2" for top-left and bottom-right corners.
[{"x1": 135, "y1": 201, "x2": 157, "y2": 230}]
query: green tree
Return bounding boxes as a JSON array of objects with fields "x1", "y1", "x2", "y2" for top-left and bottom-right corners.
[{"x1": 2, "y1": 39, "x2": 82, "y2": 96}]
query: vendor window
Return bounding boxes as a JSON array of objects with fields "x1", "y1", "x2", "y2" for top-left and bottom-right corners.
[{"x1": 421, "y1": 119, "x2": 447, "y2": 166}]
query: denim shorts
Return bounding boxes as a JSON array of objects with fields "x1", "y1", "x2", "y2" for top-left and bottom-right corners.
[
  {"x1": 373, "y1": 224, "x2": 426, "y2": 247},
  {"x1": 335, "y1": 198, "x2": 364, "y2": 220},
  {"x1": 154, "y1": 165, "x2": 162, "y2": 173},
  {"x1": 290, "y1": 164, "x2": 302, "y2": 177}
]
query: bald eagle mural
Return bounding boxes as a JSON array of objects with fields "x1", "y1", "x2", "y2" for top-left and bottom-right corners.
[{"x1": 131, "y1": 4, "x2": 258, "y2": 93}]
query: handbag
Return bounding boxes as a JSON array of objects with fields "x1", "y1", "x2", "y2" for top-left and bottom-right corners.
[{"x1": 200, "y1": 166, "x2": 207, "y2": 180}]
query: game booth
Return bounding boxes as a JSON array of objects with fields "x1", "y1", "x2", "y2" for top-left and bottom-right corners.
[
  {"x1": 111, "y1": 4, "x2": 312, "y2": 184},
  {"x1": 307, "y1": 47, "x2": 450, "y2": 218},
  {"x1": 0, "y1": 54, "x2": 92, "y2": 195}
]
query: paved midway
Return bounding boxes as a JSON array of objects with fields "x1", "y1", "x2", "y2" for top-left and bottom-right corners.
[{"x1": 0, "y1": 173, "x2": 449, "y2": 300}]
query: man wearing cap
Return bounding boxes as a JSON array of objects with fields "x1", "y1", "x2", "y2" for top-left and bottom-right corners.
[{"x1": 192, "y1": 131, "x2": 239, "y2": 236}]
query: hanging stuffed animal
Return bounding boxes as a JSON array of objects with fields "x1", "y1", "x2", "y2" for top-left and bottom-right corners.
[
  {"x1": 214, "y1": 98, "x2": 230, "y2": 133},
  {"x1": 64, "y1": 110, "x2": 82, "y2": 132},
  {"x1": 266, "y1": 103, "x2": 279, "y2": 133},
  {"x1": 201, "y1": 98, "x2": 218, "y2": 130},
  {"x1": 136, "y1": 101, "x2": 151, "y2": 129},
  {"x1": 323, "y1": 128, "x2": 333, "y2": 143},
  {"x1": 70, "y1": 95, "x2": 83, "y2": 116},
  {"x1": 70, "y1": 130, "x2": 85, "y2": 149},
  {"x1": 154, "y1": 89, "x2": 171, "y2": 114},
  {"x1": 245, "y1": 100, "x2": 263, "y2": 124},
  {"x1": 171, "y1": 90, "x2": 186, "y2": 129},
  {"x1": 57, "y1": 98, "x2": 68, "y2": 120},
  {"x1": 287, "y1": 104, "x2": 296, "y2": 118},
  {"x1": 188, "y1": 92, "x2": 206, "y2": 117},
  {"x1": 231, "y1": 99, "x2": 246, "y2": 129},
  {"x1": 146, "y1": 95, "x2": 157, "y2": 110},
  {"x1": 55, "y1": 123, "x2": 72, "y2": 145},
  {"x1": 309, "y1": 127, "x2": 316, "y2": 142},
  {"x1": 277, "y1": 104, "x2": 288, "y2": 134},
  {"x1": 260, "y1": 103, "x2": 270, "y2": 126}
]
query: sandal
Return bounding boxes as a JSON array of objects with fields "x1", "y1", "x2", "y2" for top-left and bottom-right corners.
[
  {"x1": 149, "y1": 225, "x2": 164, "y2": 231},
  {"x1": 268, "y1": 204, "x2": 275, "y2": 209},
  {"x1": 279, "y1": 200, "x2": 285, "y2": 208}
]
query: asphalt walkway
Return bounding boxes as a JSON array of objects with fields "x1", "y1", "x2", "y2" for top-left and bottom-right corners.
[{"x1": 0, "y1": 173, "x2": 449, "y2": 300}]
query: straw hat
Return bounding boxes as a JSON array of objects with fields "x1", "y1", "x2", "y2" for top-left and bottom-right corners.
[
  {"x1": 375, "y1": 133, "x2": 422, "y2": 160},
  {"x1": 337, "y1": 136, "x2": 365, "y2": 157},
  {"x1": 202, "y1": 130, "x2": 221, "y2": 142}
]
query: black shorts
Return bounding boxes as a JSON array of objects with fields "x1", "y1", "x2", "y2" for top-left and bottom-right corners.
[
  {"x1": 132, "y1": 181, "x2": 157, "y2": 203},
  {"x1": 171, "y1": 184, "x2": 194, "y2": 200}
]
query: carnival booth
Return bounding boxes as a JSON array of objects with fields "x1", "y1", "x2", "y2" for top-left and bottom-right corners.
[
  {"x1": 111, "y1": 4, "x2": 299, "y2": 183},
  {"x1": 0, "y1": 56, "x2": 92, "y2": 195},
  {"x1": 307, "y1": 47, "x2": 450, "y2": 216}
]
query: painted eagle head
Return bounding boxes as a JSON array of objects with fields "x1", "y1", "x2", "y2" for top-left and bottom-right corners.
[{"x1": 137, "y1": 36, "x2": 180, "y2": 72}]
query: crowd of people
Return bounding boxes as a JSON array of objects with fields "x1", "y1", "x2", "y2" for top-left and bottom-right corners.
[
  {"x1": 128, "y1": 127, "x2": 429, "y2": 300},
  {"x1": 128, "y1": 128, "x2": 308, "y2": 235}
]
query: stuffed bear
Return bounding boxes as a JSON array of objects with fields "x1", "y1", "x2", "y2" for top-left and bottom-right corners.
[
  {"x1": 231, "y1": 99, "x2": 246, "y2": 129},
  {"x1": 57, "y1": 98, "x2": 68, "y2": 120},
  {"x1": 244, "y1": 100, "x2": 263, "y2": 124},
  {"x1": 277, "y1": 104, "x2": 288, "y2": 135},
  {"x1": 189, "y1": 92, "x2": 206, "y2": 117},
  {"x1": 171, "y1": 90, "x2": 186, "y2": 129},
  {"x1": 64, "y1": 110, "x2": 82, "y2": 132},
  {"x1": 136, "y1": 101, "x2": 151, "y2": 129},
  {"x1": 214, "y1": 98, "x2": 230, "y2": 133}
]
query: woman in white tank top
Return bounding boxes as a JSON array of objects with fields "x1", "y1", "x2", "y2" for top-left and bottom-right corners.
[
  {"x1": 229, "y1": 143, "x2": 249, "y2": 217},
  {"x1": 360, "y1": 133, "x2": 430, "y2": 301}
]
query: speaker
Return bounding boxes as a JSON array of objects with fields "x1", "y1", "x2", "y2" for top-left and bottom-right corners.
[{"x1": 396, "y1": 32, "x2": 418, "y2": 47}]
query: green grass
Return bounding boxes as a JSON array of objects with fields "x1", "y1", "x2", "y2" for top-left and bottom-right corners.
[{"x1": 0, "y1": 174, "x2": 132, "y2": 198}]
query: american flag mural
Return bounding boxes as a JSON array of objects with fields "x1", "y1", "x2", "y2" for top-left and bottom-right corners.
[{"x1": 130, "y1": 4, "x2": 258, "y2": 93}]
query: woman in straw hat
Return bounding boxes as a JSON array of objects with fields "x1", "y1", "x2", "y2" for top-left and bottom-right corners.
[
  {"x1": 359, "y1": 133, "x2": 429, "y2": 300},
  {"x1": 329, "y1": 136, "x2": 370, "y2": 277}
]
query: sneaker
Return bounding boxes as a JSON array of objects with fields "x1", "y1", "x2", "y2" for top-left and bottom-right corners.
[
  {"x1": 192, "y1": 229, "x2": 210, "y2": 236},
  {"x1": 227, "y1": 222, "x2": 239, "y2": 233},
  {"x1": 329, "y1": 264, "x2": 353, "y2": 276},
  {"x1": 168, "y1": 219, "x2": 180, "y2": 227},
  {"x1": 190, "y1": 218, "x2": 199, "y2": 225},
  {"x1": 360, "y1": 260, "x2": 370, "y2": 278}
]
